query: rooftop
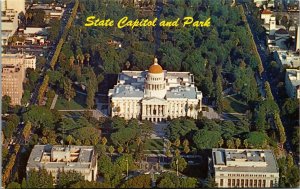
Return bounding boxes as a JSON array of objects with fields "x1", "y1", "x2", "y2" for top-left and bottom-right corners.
[
  {"x1": 109, "y1": 70, "x2": 201, "y2": 99},
  {"x1": 275, "y1": 28, "x2": 289, "y2": 35},
  {"x1": 212, "y1": 148, "x2": 279, "y2": 173},
  {"x1": 261, "y1": 9, "x2": 272, "y2": 14},
  {"x1": 286, "y1": 69, "x2": 300, "y2": 87},
  {"x1": 27, "y1": 145, "x2": 97, "y2": 170},
  {"x1": 275, "y1": 50, "x2": 300, "y2": 67}
]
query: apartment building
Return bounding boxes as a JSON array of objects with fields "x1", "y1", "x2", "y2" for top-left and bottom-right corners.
[
  {"x1": 2, "y1": 64, "x2": 25, "y2": 105},
  {"x1": 285, "y1": 69, "x2": 300, "y2": 98},
  {"x1": 2, "y1": 53, "x2": 36, "y2": 70}
]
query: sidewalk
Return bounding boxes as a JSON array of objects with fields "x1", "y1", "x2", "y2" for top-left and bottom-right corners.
[{"x1": 50, "y1": 94, "x2": 58, "y2": 109}]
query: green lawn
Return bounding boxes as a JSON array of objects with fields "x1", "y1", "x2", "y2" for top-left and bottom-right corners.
[
  {"x1": 55, "y1": 93, "x2": 86, "y2": 110},
  {"x1": 223, "y1": 95, "x2": 248, "y2": 113},
  {"x1": 222, "y1": 113, "x2": 246, "y2": 121},
  {"x1": 129, "y1": 139, "x2": 164, "y2": 154},
  {"x1": 144, "y1": 139, "x2": 164, "y2": 151}
]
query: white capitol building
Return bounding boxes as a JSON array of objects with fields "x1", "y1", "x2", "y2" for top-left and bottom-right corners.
[{"x1": 108, "y1": 58, "x2": 203, "y2": 122}]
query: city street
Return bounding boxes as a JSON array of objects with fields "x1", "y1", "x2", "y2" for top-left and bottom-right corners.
[{"x1": 240, "y1": 1, "x2": 296, "y2": 162}]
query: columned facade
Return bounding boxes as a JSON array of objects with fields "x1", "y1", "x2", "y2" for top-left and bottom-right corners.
[
  {"x1": 215, "y1": 173, "x2": 278, "y2": 188},
  {"x1": 211, "y1": 149, "x2": 279, "y2": 188},
  {"x1": 108, "y1": 58, "x2": 203, "y2": 122}
]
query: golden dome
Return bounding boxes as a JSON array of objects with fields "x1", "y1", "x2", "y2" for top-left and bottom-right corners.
[{"x1": 148, "y1": 58, "x2": 163, "y2": 74}]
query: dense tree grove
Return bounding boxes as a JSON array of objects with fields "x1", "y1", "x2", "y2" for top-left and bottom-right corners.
[
  {"x1": 156, "y1": 173, "x2": 198, "y2": 188},
  {"x1": 5, "y1": 0, "x2": 298, "y2": 188}
]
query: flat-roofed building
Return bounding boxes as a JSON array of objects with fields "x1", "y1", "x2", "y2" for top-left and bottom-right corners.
[
  {"x1": 26, "y1": 145, "x2": 98, "y2": 183},
  {"x1": 2, "y1": 53, "x2": 36, "y2": 70},
  {"x1": 1, "y1": 9, "x2": 19, "y2": 45},
  {"x1": 285, "y1": 69, "x2": 300, "y2": 98},
  {"x1": 210, "y1": 148, "x2": 279, "y2": 188},
  {"x1": 1, "y1": 0, "x2": 25, "y2": 13},
  {"x1": 274, "y1": 50, "x2": 300, "y2": 68},
  {"x1": 2, "y1": 63, "x2": 25, "y2": 105}
]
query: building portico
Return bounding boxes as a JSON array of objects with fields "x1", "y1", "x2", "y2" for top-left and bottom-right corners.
[
  {"x1": 142, "y1": 98, "x2": 167, "y2": 122},
  {"x1": 108, "y1": 58, "x2": 203, "y2": 122}
]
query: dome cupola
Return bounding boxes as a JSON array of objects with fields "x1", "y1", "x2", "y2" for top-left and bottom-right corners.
[{"x1": 148, "y1": 58, "x2": 163, "y2": 74}]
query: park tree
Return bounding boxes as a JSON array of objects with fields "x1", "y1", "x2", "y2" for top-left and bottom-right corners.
[
  {"x1": 184, "y1": 146, "x2": 190, "y2": 154},
  {"x1": 215, "y1": 75, "x2": 223, "y2": 113},
  {"x1": 243, "y1": 139, "x2": 249, "y2": 148},
  {"x1": 192, "y1": 129, "x2": 221, "y2": 150},
  {"x1": 136, "y1": 137, "x2": 142, "y2": 147},
  {"x1": 274, "y1": 113, "x2": 286, "y2": 148},
  {"x1": 111, "y1": 127, "x2": 137, "y2": 147},
  {"x1": 66, "y1": 135, "x2": 74, "y2": 145},
  {"x1": 115, "y1": 154, "x2": 136, "y2": 173},
  {"x1": 264, "y1": 81, "x2": 273, "y2": 100},
  {"x1": 63, "y1": 78, "x2": 76, "y2": 101},
  {"x1": 235, "y1": 138, "x2": 241, "y2": 149},
  {"x1": 156, "y1": 172, "x2": 197, "y2": 188},
  {"x1": 165, "y1": 149, "x2": 172, "y2": 157},
  {"x1": 86, "y1": 86, "x2": 95, "y2": 109},
  {"x1": 246, "y1": 131, "x2": 269, "y2": 149},
  {"x1": 117, "y1": 146, "x2": 124, "y2": 154},
  {"x1": 226, "y1": 139, "x2": 235, "y2": 149},
  {"x1": 26, "y1": 169, "x2": 54, "y2": 188},
  {"x1": 157, "y1": 175, "x2": 176, "y2": 188},
  {"x1": 108, "y1": 145, "x2": 114, "y2": 156},
  {"x1": 57, "y1": 170, "x2": 84, "y2": 188},
  {"x1": 170, "y1": 156, "x2": 187, "y2": 172},
  {"x1": 282, "y1": 98, "x2": 298, "y2": 119},
  {"x1": 121, "y1": 175, "x2": 151, "y2": 188},
  {"x1": 167, "y1": 118, "x2": 198, "y2": 141},
  {"x1": 98, "y1": 155, "x2": 114, "y2": 179},
  {"x1": 37, "y1": 75, "x2": 49, "y2": 105},
  {"x1": 174, "y1": 138, "x2": 181, "y2": 148},
  {"x1": 70, "y1": 181, "x2": 111, "y2": 188},
  {"x1": 23, "y1": 121, "x2": 32, "y2": 142},
  {"x1": 201, "y1": 64, "x2": 214, "y2": 97},
  {"x1": 101, "y1": 137, "x2": 108, "y2": 145},
  {"x1": 3, "y1": 121, "x2": 17, "y2": 140},
  {"x1": 292, "y1": 127, "x2": 299, "y2": 154},
  {"x1": 175, "y1": 149, "x2": 181, "y2": 157},
  {"x1": 158, "y1": 42, "x2": 182, "y2": 71},
  {"x1": 183, "y1": 139, "x2": 189, "y2": 147},
  {"x1": 7, "y1": 182, "x2": 21, "y2": 189},
  {"x1": 72, "y1": 126, "x2": 100, "y2": 145},
  {"x1": 47, "y1": 70, "x2": 63, "y2": 86},
  {"x1": 111, "y1": 116, "x2": 126, "y2": 130},
  {"x1": 2, "y1": 95, "x2": 11, "y2": 114},
  {"x1": 218, "y1": 138, "x2": 224, "y2": 148}
]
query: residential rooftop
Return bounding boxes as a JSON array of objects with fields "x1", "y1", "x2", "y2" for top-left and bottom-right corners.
[
  {"x1": 286, "y1": 69, "x2": 300, "y2": 87},
  {"x1": 274, "y1": 50, "x2": 300, "y2": 68}
]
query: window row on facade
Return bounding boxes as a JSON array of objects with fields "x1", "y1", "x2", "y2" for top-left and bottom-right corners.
[{"x1": 220, "y1": 178, "x2": 274, "y2": 187}]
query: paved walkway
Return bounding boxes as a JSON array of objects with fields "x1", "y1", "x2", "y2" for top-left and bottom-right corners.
[
  {"x1": 202, "y1": 106, "x2": 220, "y2": 119},
  {"x1": 50, "y1": 94, "x2": 58, "y2": 109},
  {"x1": 150, "y1": 123, "x2": 168, "y2": 139},
  {"x1": 57, "y1": 109, "x2": 107, "y2": 119}
]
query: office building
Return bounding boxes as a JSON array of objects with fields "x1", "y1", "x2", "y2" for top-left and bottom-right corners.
[
  {"x1": 2, "y1": 63, "x2": 25, "y2": 105},
  {"x1": 210, "y1": 148, "x2": 279, "y2": 188},
  {"x1": 26, "y1": 145, "x2": 98, "y2": 183},
  {"x1": 1, "y1": 0, "x2": 25, "y2": 13},
  {"x1": 2, "y1": 53, "x2": 36, "y2": 70}
]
